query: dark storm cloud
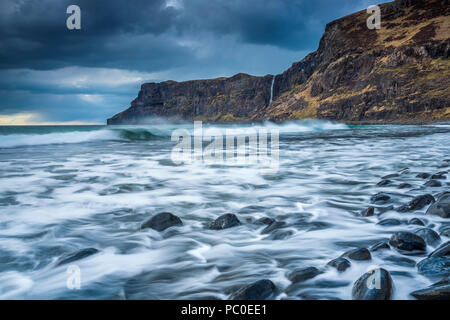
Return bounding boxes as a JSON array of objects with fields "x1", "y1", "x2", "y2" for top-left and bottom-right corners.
[
  {"x1": 176, "y1": 0, "x2": 327, "y2": 50},
  {"x1": 0, "y1": 0, "x2": 375, "y2": 71},
  {"x1": 0, "y1": 0, "x2": 376, "y2": 123},
  {"x1": 0, "y1": 0, "x2": 191, "y2": 70}
]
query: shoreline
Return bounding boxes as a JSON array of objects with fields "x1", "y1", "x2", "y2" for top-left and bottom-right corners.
[{"x1": 105, "y1": 117, "x2": 450, "y2": 126}]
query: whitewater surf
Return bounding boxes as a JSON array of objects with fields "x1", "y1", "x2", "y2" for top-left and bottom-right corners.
[{"x1": 0, "y1": 120, "x2": 448, "y2": 299}]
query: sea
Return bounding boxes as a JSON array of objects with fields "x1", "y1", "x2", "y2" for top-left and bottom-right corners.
[{"x1": 0, "y1": 120, "x2": 448, "y2": 299}]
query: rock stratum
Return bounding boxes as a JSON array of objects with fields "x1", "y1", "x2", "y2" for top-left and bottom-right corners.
[{"x1": 107, "y1": 0, "x2": 450, "y2": 125}]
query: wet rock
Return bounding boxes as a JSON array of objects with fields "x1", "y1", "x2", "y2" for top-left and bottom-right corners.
[
  {"x1": 288, "y1": 267, "x2": 322, "y2": 283},
  {"x1": 378, "y1": 205, "x2": 394, "y2": 214},
  {"x1": 377, "y1": 180, "x2": 393, "y2": 187},
  {"x1": 141, "y1": 212, "x2": 183, "y2": 232},
  {"x1": 231, "y1": 279, "x2": 277, "y2": 300},
  {"x1": 377, "y1": 218, "x2": 402, "y2": 226},
  {"x1": 429, "y1": 241, "x2": 450, "y2": 258},
  {"x1": 431, "y1": 173, "x2": 447, "y2": 180},
  {"x1": 371, "y1": 241, "x2": 390, "y2": 251},
  {"x1": 352, "y1": 268, "x2": 393, "y2": 300},
  {"x1": 408, "y1": 218, "x2": 425, "y2": 226},
  {"x1": 426, "y1": 192, "x2": 450, "y2": 218},
  {"x1": 398, "y1": 183, "x2": 413, "y2": 189},
  {"x1": 397, "y1": 194, "x2": 435, "y2": 212},
  {"x1": 389, "y1": 232, "x2": 427, "y2": 255},
  {"x1": 267, "y1": 229, "x2": 293, "y2": 240},
  {"x1": 343, "y1": 248, "x2": 372, "y2": 261},
  {"x1": 209, "y1": 213, "x2": 241, "y2": 230},
  {"x1": 254, "y1": 217, "x2": 275, "y2": 226},
  {"x1": 440, "y1": 227, "x2": 450, "y2": 237},
  {"x1": 436, "y1": 192, "x2": 450, "y2": 201},
  {"x1": 414, "y1": 228, "x2": 441, "y2": 247},
  {"x1": 327, "y1": 257, "x2": 351, "y2": 272},
  {"x1": 417, "y1": 257, "x2": 450, "y2": 278},
  {"x1": 360, "y1": 207, "x2": 374, "y2": 217},
  {"x1": 384, "y1": 255, "x2": 416, "y2": 267},
  {"x1": 56, "y1": 248, "x2": 99, "y2": 266},
  {"x1": 416, "y1": 173, "x2": 431, "y2": 179},
  {"x1": 312, "y1": 279, "x2": 350, "y2": 289},
  {"x1": 424, "y1": 180, "x2": 442, "y2": 187},
  {"x1": 370, "y1": 193, "x2": 391, "y2": 204},
  {"x1": 261, "y1": 221, "x2": 285, "y2": 234},
  {"x1": 382, "y1": 173, "x2": 399, "y2": 179},
  {"x1": 124, "y1": 272, "x2": 161, "y2": 299},
  {"x1": 411, "y1": 279, "x2": 450, "y2": 300}
]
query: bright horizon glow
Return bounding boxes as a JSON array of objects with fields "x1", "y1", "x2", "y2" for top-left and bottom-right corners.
[{"x1": 0, "y1": 113, "x2": 103, "y2": 125}]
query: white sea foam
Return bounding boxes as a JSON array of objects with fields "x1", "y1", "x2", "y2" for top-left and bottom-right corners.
[
  {"x1": 0, "y1": 123, "x2": 448, "y2": 299},
  {"x1": 0, "y1": 129, "x2": 120, "y2": 148}
]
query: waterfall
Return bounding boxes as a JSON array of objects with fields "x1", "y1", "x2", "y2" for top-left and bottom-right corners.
[{"x1": 269, "y1": 75, "x2": 275, "y2": 105}]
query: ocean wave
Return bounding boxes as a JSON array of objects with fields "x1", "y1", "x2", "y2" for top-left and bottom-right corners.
[
  {"x1": 188, "y1": 120, "x2": 349, "y2": 136},
  {"x1": 0, "y1": 120, "x2": 348, "y2": 148},
  {"x1": 114, "y1": 128, "x2": 171, "y2": 141},
  {"x1": 258, "y1": 120, "x2": 349, "y2": 133},
  {"x1": 0, "y1": 130, "x2": 120, "y2": 148}
]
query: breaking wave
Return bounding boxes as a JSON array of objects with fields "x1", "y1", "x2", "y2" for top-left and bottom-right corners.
[{"x1": 0, "y1": 120, "x2": 349, "y2": 148}]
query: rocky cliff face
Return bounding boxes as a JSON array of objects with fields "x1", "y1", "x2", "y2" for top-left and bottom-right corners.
[{"x1": 108, "y1": 0, "x2": 450, "y2": 125}]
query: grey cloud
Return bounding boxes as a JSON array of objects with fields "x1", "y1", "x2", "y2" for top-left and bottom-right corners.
[{"x1": 0, "y1": 0, "x2": 378, "y2": 122}]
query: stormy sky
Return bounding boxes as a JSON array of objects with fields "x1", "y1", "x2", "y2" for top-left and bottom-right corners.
[{"x1": 0, "y1": 0, "x2": 378, "y2": 124}]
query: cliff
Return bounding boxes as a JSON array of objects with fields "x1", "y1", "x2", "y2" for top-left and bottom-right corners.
[{"x1": 108, "y1": 0, "x2": 450, "y2": 125}]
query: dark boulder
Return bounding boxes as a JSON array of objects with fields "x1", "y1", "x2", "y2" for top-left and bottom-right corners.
[
  {"x1": 426, "y1": 193, "x2": 450, "y2": 218},
  {"x1": 378, "y1": 205, "x2": 394, "y2": 214},
  {"x1": 389, "y1": 232, "x2": 427, "y2": 255},
  {"x1": 343, "y1": 248, "x2": 372, "y2": 261},
  {"x1": 141, "y1": 212, "x2": 183, "y2": 232},
  {"x1": 370, "y1": 193, "x2": 391, "y2": 204},
  {"x1": 384, "y1": 255, "x2": 416, "y2": 267},
  {"x1": 411, "y1": 279, "x2": 450, "y2": 300},
  {"x1": 408, "y1": 218, "x2": 425, "y2": 226},
  {"x1": 424, "y1": 180, "x2": 442, "y2": 187},
  {"x1": 266, "y1": 229, "x2": 293, "y2": 240},
  {"x1": 261, "y1": 221, "x2": 285, "y2": 234},
  {"x1": 377, "y1": 180, "x2": 392, "y2": 187},
  {"x1": 360, "y1": 207, "x2": 375, "y2": 217},
  {"x1": 416, "y1": 173, "x2": 430, "y2": 179},
  {"x1": 414, "y1": 228, "x2": 441, "y2": 247},
  {"x1": 209, "y1": 213, "x2": 241, "y2": 230},
  {"x1": 371, "y1": 241, "x2": 390, "y2": 251},
  {"x1": 398, "y1": 183, "x2": 413, "y2": 189},
  {"x1": 440, "y1": 227, "x2": 450, "y2": 237},
  {"x1": 288, "y1": 267, "x2": 321, "y2": 283},
  {"x1": 397, "y1": 194, "x2": 435, "y2": 212},
  {"x1": 417, "y1": 257, "x2": 450, "y2": 278},
  {"x1": 431, "y1": 173, "x2": 447, "y2": 180},
  {"x1": 352, "y1": 268, "x2": 393, "y2": 300},
  {"x1": 254, "y1": 217, "x2": 275, "y2": 226},
  {"x1": 327, "y1": 257, "x2": 351, "y2": 272},
  {"x1": 382, "y1": 173, "x2": 399, "y2": 179},
  {"x1": 377, "y1": 218, "x2": 402, "y2": 226},
  {"x1": 429, "y1": 241, "x2": 450, "y2": 258},
  {"x1": 436, "y1": 192, "x2": 450, "y2": 201},
  {"x1": 231, "y1": 279, "x2": 277, "y2": 300},
  {"x1": 56, "y1": 248, "x2": 99, "y2": 266}
]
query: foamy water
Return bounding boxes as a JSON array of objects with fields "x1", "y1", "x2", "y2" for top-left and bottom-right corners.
[{"x1": 0, "y1": 121, "x2": 448, "y2": 299}]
